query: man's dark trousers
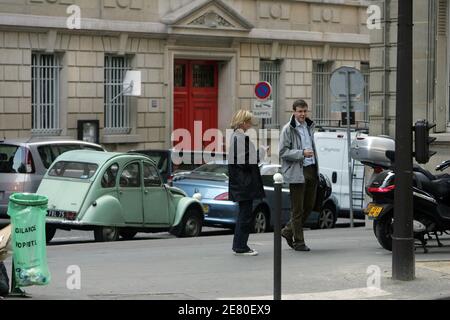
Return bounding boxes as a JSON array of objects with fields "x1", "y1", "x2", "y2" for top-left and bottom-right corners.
[{"x1": 283, "y1": 165, "x2": 318, "y2": 246}]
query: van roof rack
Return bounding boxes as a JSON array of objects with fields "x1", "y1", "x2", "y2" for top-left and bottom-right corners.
[
  {"x1": 315, "y1": 119, "x2": 369, "y2": 133},
  {"x1": 316, "y1": 126, "x2": 369, "y2": 133}
]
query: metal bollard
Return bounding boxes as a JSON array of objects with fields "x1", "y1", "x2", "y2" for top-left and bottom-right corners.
[{"x1": 273, "y1": 173, "x2": 283, "y2": 300}]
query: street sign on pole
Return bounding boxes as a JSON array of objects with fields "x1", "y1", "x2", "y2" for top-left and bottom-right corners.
[
  {"x1": 331, "y1": 101, "x2": 365, "y2": 113},
  {"x1": 253, "y1": 82, "x2": 273, "y2": 119},
  {"x1": 329, "y1": 66, "x2": 365, "y2": 229},
  {"x1": 330, "y1": 68, "x2": 365, "y2": 98},
  {"x1": 254, "y1": 81, "x2": 272, "y2": 100},
  {"x1": 252, "y1": 100, "x2": 273, "y2": 119}
]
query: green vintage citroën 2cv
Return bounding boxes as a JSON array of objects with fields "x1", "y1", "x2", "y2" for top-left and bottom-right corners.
[{"x1": 36, "y1": 150, "x2": 204, "y2": 242}]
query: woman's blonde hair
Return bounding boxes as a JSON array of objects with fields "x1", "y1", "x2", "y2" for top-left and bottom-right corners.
[{"x1": 230, "y1": 110, "x2": 254, "y2": 130}]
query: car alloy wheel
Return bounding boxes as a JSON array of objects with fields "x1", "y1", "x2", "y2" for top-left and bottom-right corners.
[
  {"x1": 319, "y1": 207, "x2": 335, "y2": 229},
  {"x1": 254, "y1": 210, "x2": 268, "y2": 233}
]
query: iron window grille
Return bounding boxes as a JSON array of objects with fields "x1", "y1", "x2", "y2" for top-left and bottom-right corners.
[
  {"x1": 104, "y1": 55, "x2": 132, "y2": 134},
  {"x1": 31, "y1": 53, "x2": 62, "y2": 135},
  {"x1": 360, "y1": 62, "x2": 370, "y2": 124},
  {"x1": 313, "y1": 62, "x2": 369, "y2": 129},
  {"x1": 312, "y1": 62, "x2": 332, "y2": 126},
  {"x1": 260, "y1": 60, "x2": 281, "y2": 129}
]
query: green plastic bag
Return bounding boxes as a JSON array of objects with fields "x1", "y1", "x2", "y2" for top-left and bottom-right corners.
[{"x1": 7, "y1": 193, "x2": 51, "y2": 287}]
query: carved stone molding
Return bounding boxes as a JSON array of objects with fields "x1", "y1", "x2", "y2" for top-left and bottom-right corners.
[
  {"x1": 189, "y1": 11, "x2": 235, "y2": 28},
  {"x1": 311, "y1": 6, "x2": 341, "y2": 23},
  {"x1": 259, "y1": 2, "x2": 290, "y2": 20},
  {"x1": 29, "y1": 0, "x2": 75, "y2": 4},
  {"x1": 103, "y1": 0, "x2": 143, "y2": 10}
]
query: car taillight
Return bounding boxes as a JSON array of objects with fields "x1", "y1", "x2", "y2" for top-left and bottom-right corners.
[
  {"x1": 367, "y1": 185, "x2": 395, "y2": 193},
  {"x1": 214, "y1": 192, "x2": 229, "y2": 201},
  {"x1": 25, "y1": 149, "x2": 35, "y2": 173},
  {"x1": 374, "y1": 167, "x2": 383, "y2": 174},
  {"x1": 64, "y1": 211, "x2": 77, "y2": 221}
]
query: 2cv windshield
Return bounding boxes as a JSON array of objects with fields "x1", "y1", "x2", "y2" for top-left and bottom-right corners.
[{"x1": 48, "y1": 161, "x2": 98, "y2": 180}]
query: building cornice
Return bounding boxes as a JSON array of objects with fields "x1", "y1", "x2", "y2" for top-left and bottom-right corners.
[
  {"x1": 0, "y1": 13, "x2": 167, "y2": 35},
  {"x1": 0, "y1": 13, "x2": 369, "y2": 46},
  {"x1": 249, "y1": 29, "x2": 369, "y2": 45}
]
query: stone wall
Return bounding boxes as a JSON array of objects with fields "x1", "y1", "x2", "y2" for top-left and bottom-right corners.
[
  {"x1": 0, "y1": 0, "x2": 371, "y2": 151},
  {"x1": 369, "y1": 0, "x2": 450, "y2": 172},
  {"x1": 0, "y1": 30, "x2": 167, "y2": 151},
  {"x1": 238, "y1": 42, "x2": 369, "y2": 127}
]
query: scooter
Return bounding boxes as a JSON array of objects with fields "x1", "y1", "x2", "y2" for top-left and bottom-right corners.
[{"x1": 365, "y1": 158, "x2": 450, "y2": 253}]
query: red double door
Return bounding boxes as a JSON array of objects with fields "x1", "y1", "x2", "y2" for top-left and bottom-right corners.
[{"x1": 174, "y1": 60, "x2": 218, "y2": 150}]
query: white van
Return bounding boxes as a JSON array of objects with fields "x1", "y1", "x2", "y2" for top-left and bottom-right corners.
[{"x1": 314, "y1": 131, "x2": 366, "y2": 219}]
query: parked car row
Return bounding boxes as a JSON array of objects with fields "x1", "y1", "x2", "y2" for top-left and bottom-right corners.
[
  {"x1": 0, "y1": 138, "x2": 106, "y2": 218},
  {"x1": 171, "y1": 161, "x2": 338, "y2": 233},
  {"x1": 1, "y1": 137, "x2": 341, "y2": 243}
]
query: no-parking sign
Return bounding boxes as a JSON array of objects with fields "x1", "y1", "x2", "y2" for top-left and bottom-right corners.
[
  {"x1": 254, "y1": 81, "x2": 272, "y2": 101},
  {"x1": 253, "y1": 82, "x2": 273, "y2": 119}
]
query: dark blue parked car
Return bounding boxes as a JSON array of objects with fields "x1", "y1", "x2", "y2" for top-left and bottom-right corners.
[
  {"x1": 129, "y1": 149, "x2": 226, "y2": 185},
  {"x1": 172, "y1": 162, "x2": 338, "y2": 233}
]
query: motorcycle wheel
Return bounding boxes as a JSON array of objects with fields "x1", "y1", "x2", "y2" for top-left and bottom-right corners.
[{"x1": 374, "y1": 213, "x2": 393, "y2": 251}]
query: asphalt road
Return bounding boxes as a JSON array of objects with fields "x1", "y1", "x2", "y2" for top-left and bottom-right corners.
[
  {"x1": 4, "y1": 219, "x2": 450, "y2": 301},
  {"x1": 47, "y1": 218, "x2": 365, "y2": 245}
]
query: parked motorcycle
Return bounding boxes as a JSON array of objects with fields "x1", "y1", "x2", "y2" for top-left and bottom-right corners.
[
  {"x1": 351, "y1": 135, "x2": 450, "y2": 252},
  {"x1": 365, "y1": 159, "x2": 450, "y2": 253}
]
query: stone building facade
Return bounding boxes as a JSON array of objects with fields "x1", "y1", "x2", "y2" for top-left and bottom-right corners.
[
  {"x1": 0, "y1": 0, "x2": 370, "y2": 151},
  {"x1": 370, "y1": 0, "x2": 450, "y2": 170}
]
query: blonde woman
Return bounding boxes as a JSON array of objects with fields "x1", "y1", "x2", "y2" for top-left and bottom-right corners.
[{"x1": 228, "y1": 110, "x2": 267, "y2": 256}]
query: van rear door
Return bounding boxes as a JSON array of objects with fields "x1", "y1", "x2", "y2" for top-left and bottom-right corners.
[{"x1": 315, "y1": 132, "x2": 347, "y2": 210}]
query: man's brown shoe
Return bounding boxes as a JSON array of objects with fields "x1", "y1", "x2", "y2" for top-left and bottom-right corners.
[
  {"x1": 294, "y1": 244, "x2": 310, "y2": 252},
  {"x1": 281, "y1": 233, "x2": 294, "y2": 249}
]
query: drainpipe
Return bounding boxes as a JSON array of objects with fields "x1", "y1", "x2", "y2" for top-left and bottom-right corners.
[{"x1": 383, "y1": 0, "x2": 390, "y2": 135}]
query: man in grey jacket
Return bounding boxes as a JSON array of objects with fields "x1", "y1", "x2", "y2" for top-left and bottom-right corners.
[{"x1": 279, "y1": 99, "x2": 319, "y2": 251}]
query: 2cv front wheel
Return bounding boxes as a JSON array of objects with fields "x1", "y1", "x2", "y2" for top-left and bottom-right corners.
[
  {"x1": 175, "y1": 208, "x2": 203, "y2": 238},
  {"x1": 94, "y1": 226, "x2": 120, "y2": 242}
]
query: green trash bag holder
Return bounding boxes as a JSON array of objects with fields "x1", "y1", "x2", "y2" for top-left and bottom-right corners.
[{"x1": 7, "y1": 193, "x2": 50, "y2": 297}]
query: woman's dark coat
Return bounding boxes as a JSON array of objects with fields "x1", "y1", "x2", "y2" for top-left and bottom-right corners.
[{"x1": 228, "y1": 129, "x2": 265, "y2": 202}]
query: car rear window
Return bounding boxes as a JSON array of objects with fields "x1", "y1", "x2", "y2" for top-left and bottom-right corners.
[
  {"x1": 38, "y1": 144, "x2": 104, "y2": 169},
  {"x1": 48, "y1": 161, "x2": 98, "y2": 179},
  {"x1": 171, "y1": 151, "x2": 226, "y2": 172},
  {"x1": 0, "y1": 145, "x2": 29, "y2": 173},
  {"x1": 193, "y1": 163, "x2": 228, "y2": 176}
]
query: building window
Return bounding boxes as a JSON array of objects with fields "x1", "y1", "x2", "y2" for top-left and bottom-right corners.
[
  {"x1": 104, "y1": 55, "x2": 131, "y2": 134},
  {"x1": 361, "y1": 62, "x2": 370, "y2": 125},
  {"x1": 31, "y1": 53, "x2": 62, "y2": 135},
  {"x1": 259, "y1": 60, "x2": 281, "y2": 129},
  {"x1": 312, "y1": 62, "x2": 369, "y2": 129},
  {"x1": 312, "y1": 62, "x2": 332, "y2": 126}
]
